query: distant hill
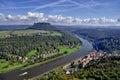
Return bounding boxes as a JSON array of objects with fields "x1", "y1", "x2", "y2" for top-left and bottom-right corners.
[
  {"x1": 0, "y1": 25, "x2": 30, "y2": 31},
  {"x1": 28, "y1": 22, "x2": 58, "y2": 31}
]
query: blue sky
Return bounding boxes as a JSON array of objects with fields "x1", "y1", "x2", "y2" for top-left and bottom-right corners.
[{"x1": 0, "y1": 0, "x2": 120, "y2": 25}]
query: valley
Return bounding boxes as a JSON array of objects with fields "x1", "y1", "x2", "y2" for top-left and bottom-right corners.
[{"x1": 0, "y1": 23, "x2": 82, "y2": 74}]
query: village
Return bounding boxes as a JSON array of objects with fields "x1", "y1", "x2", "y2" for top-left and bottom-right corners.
[{"x1": 63, "y1": 50, "x2": 119, "y2": 74}]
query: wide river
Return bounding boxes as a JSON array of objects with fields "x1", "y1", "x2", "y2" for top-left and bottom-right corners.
[{"x1": 0, "y1": 35, "x2": 93, "y2": 80}]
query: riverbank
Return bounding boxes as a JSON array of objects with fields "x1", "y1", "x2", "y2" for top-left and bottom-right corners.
[
  {"x1": 0, "y1": 44, "x2": 81, "y2": 74},
  {"x1": 38, "y1": 56, "x2": 120, "y2": 80},
  {"x1": 22, "y1": 45, "x2": 81, "y2": 70},
  {"x1": 0, "y1": 35, "x2": 93, "y2": 80}
]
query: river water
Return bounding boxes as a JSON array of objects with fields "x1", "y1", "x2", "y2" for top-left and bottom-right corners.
[{"x1": 0, "y1": 35, "x2": 93, "y2": 80}]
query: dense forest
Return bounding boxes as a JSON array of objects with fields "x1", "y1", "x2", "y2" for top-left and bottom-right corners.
[
  {"x1": 71, "y1": 28, "x2": 120, "y2": 54},
  {"x1": 38, "y1": 56, "x2": 120, "y2": 80},
  {"x1": 0, "y1": 23, "x2": 81, "y2": 73},
  {"x1": 35, "y1": 27, "x2": 120, "y2": 80},
  {"x1": 0, "y1": 31, "x2": 80, "y2": 60},
  {"x1": 95, "y1": 37, "x2": 120, "y2": 53}
]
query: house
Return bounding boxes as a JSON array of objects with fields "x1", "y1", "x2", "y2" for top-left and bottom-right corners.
[
  {"x1": 66, "y1": 71, "x2": 70, "y2": 74},
  {"x1": 6, "y1": 34, "x2": 11, "y2": 37}
]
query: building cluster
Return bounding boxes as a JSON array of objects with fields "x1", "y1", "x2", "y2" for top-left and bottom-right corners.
[
  {"x1": 6, "y1": 34, "x2": 11, "y2": 37},
  {"x1": 79, "y1": 51, "x2": 105, "y2": 67},
  {"x1": 63, "y1": 50, "x2": 106, "y2": 74},
  {"x1": 10, "y1": 56, "x2": 28, "y2": 62}
]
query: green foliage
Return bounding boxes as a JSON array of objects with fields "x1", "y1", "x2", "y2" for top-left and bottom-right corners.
[
  {"x1": 11, "y1": 29, "x2": 50, "y2": 36},
  {"x1": 0, "y1": 29, "x2": 62, "y2": 38},
  {"x1": 38, "y1": 56, "x2": 120, "y2": 80},
  {"x1": 58, "y1": 45, "x2": 81, "y2": 54},
  {"x1": 0, "y1": 32, "x2": 80, "y2": 58},
  {"x1": 0, "y1": 31, "x2": 11, "y2": 38},
  {"x1": 27, "y1": 50, "x2": 37, "y2": 58},
  {"x1": 28, "y1": 22, "x2": 58, "y2": 31},
  {"x1": 0, "y1": 29, "x2": 81, "y2": 73},
  {"x1": 96, "y1": 37, "x2": 120, "y2": 53},
  {"x1": 73, "y1": 28, "x2": 120, "y2": 54},
  {"x1": 0, "y1": 59, "x2": 24, "y2": 73}
]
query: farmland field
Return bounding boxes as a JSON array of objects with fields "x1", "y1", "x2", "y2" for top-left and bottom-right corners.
[
  {"x1": 11, "y1": 29, "x2": 50, "y2": 36},
  {"x1": 0, "y1": 31, "x2": 11, "y2": 38},
  {"x1": 0, "y1": 29, "x2": 61, "y2": 38},
  {"x1": 0, "y1": 28, "x2": 81, "y2": 73}
]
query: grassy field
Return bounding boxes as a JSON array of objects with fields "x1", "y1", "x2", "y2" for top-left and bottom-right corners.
[
  {"x1": 0, "y1": 45, "x2": 81, "y2": 73},
  {"x1": 48, "y1": 32, "x2": 62, "y2": 36},
  {"x1": 58, "y1": 45, "x2": 81, "y2": 54},
  {"x1": 22, "y1": 45, "x2": 81, "y2": 70},
  {"x1": 0, "y1": 31, "x2": 11, "y2": 38},
  {"x1": 0, "y1": 29, "x2": 80, "y2": 73},
  {"x1": 27, "y1": 50, "x2": 37, "y2": 58},
  {"x1": 0, "y1": 59, "x2": 23, "y2": 74},
  {"x1": 12, "y1": 29, "x2": 50, "y2": 36},
  {"x1": 0, "y1": 29, "x2": 61, "y2": 38}
]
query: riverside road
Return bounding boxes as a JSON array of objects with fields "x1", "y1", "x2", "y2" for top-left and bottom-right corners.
[{"x1": 0, "y1": 35, "x2": 93, "y2": 80}]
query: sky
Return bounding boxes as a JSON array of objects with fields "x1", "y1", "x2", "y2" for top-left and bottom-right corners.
[{"x1": 0, "y1": 0, "x2": 120, "y2": 26}]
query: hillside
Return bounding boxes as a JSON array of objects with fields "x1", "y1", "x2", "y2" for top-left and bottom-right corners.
[
  {"x1": 0, "y1": 25, "x2": 30, "y2": 30},
  {"x1": 28, "y1": 22, "x2": 58, "y2": 31},
  {"x1": 70, "y1": 28, "x2": 120, "y2": 54},
  {"x1": 38, "y1": 56, "x2": 120, "y2": 80},
  {"x1": 0, "y1": 23, "x2": 82, "y2": 73}
]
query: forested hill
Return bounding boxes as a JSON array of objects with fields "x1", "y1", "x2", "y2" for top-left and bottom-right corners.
[
  {"x1": 0, "y1": 23, "x2": 82, "y2": 73},
  {"x1": 71, "y1": 28, "x2": 120, "y2": 54},
  {"x1": 28, "y1": 22, "x2": 58, "y2": 31}
]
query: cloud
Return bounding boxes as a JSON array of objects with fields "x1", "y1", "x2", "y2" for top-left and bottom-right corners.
[
  {"x1": 0, "y1": 13, "x2": 7, "y2": 21},
  {"x1": 48, "y1": 15, "x2": 74, "y2": 24},
  {"x1": 47, "y1": 15, "x2": 119, "y2": 26},
  {"x1": 48, "y1": 0, "x2": 109, "y2": 14},
  {"x1": 81, "y1": 17, "x2": 118, "y2": 26},
  {"x1": 0, "y1": 0, "x2": 66, "y2": 10},
  {"x1": 0, "y1": 12, "x2": 119, "y2": 26},
  {"x1": 31, "y1": 0, "x2": 67, "y2": 12},
  {"x1": 0, "y1": 12, "x2": 47, "y2": 25},
  {"x1": 68, "y1": 0, "x2": 105, "y2": 8}
]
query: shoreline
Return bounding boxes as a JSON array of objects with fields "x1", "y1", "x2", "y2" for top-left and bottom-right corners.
[{"x1": 0, "y1": 35, "x2": 93, "y2": 80}]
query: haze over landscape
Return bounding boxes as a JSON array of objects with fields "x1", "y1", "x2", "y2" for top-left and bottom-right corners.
[{"x1": 0, "y1": 0, "x2": 120, "y2": 26}]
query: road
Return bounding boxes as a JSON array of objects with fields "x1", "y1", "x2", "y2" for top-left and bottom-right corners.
[{"x1": 0, "y1": 35, "x2": 93, "y2": 80}]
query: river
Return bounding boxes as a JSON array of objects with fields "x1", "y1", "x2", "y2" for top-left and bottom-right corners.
[{"x1": 0, "y1": 35, "x2": 93, "y2": 80}]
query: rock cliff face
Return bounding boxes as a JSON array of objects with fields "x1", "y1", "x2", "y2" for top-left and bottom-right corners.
[{"x1": 28, "y1": 22, "x2": 58, "y2": 31}]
